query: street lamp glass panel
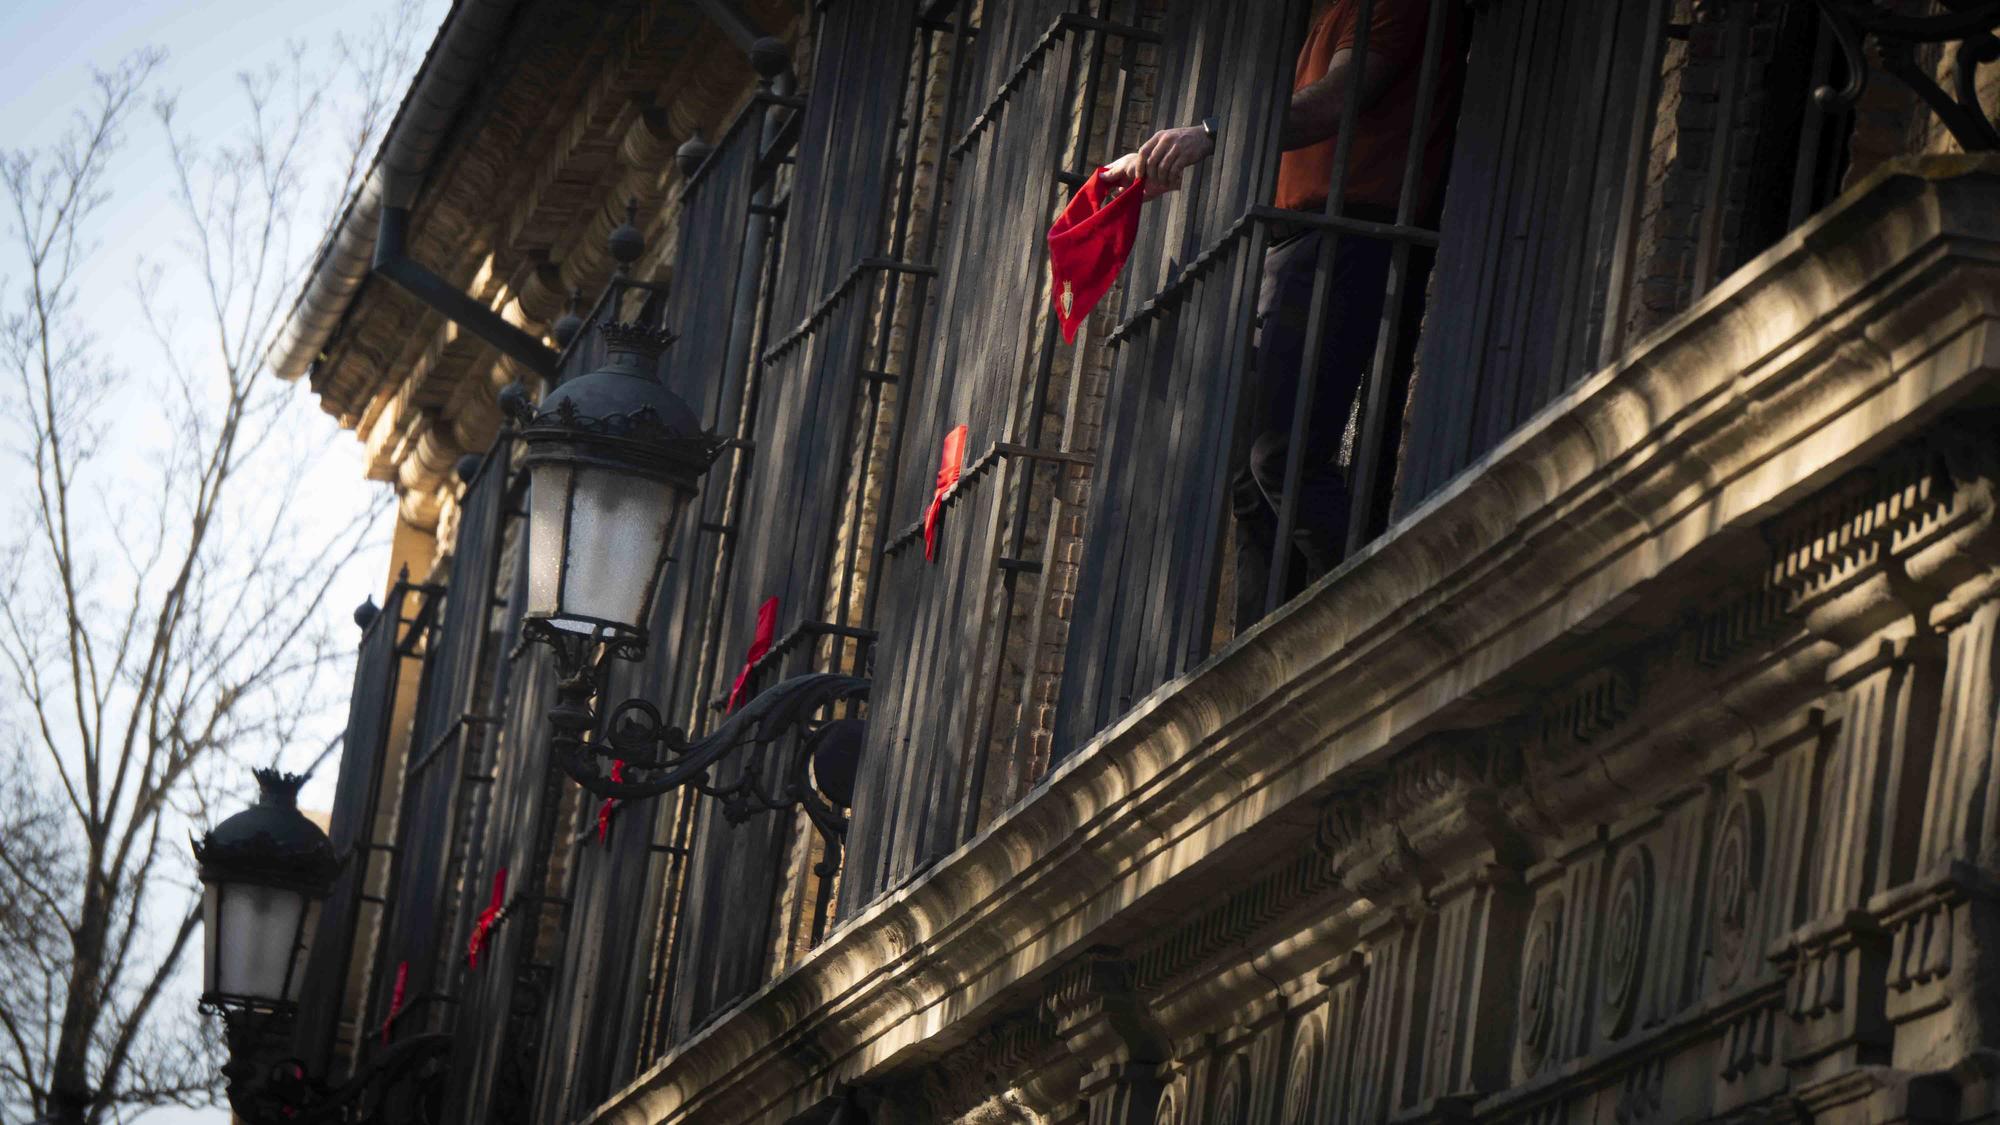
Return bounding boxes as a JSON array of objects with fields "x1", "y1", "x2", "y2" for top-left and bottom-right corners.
[
  {"x1": 204, "y1": 880, "x2": 312, "y2": 1005},
  {"x1": 526, "y1": 457, "x2": 685, "y2": 636},
  {"x1": 526, "y1": 460, "x2": 573, "y2": 623},
  {"x1": 565, "y1": 465, "x2": 682, "y2": 629}
]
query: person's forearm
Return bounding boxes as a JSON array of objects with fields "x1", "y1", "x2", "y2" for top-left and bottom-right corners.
[
  {"x1": 1280, "y1": 74, "x2": 1347, "y2": 151},
  {"x1": 1279, "y1": 48, "x2": 1394, "y2": 151}
]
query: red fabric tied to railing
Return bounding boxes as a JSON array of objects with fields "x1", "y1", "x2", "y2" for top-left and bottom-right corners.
[
  {"x1": 380, "y1": 960, "x2": 409, "y2": 1045},
  {"x1": 594, "y1": 761, "x2": 627, "y2": 845},
  {"x1": 923, "y1": 425, "x2": 970, "y2": 561},
  {"x1": 466, "y1": 868, "x2": 508, "y2": 969},
  {"x1": 726, "y1": 597, "x2": 780, "y2": 713}
]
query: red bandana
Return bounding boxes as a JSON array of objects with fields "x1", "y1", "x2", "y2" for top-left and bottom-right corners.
[
  {"x1": 923, "y1": 425, "x2": 970, "y2": 561},
  {"x1": 466, "y1": 868, "x2": 508, "y2": 969},
  {"x1": 1047, "y1": 168, "x2": 1146, "y2": 343},
  {"x1": 381, "y1": 961, "x2": 408, "y2": 1045},
  {"x1": 726, "y1": 597, "x2": 780, "y2": 713}
]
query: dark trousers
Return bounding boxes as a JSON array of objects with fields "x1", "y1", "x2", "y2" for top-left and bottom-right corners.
[{"x1": 1232, "y1": 218, "x2": 1431, "y2": 631}]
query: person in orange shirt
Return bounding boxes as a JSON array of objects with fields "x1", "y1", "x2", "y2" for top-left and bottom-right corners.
[{"x1": 1102, "y1": 0, "x2": 1462, "y2": 628}]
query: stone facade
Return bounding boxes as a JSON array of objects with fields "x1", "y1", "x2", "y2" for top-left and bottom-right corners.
[
  {"x1": 577, "y1": 156, "x2": 2000, "y2": 1125},
  {"x1": 280, "y1": 3, "x2": 2000, "y2": 1124}
]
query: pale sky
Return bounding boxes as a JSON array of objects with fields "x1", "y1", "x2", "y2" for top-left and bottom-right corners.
[{"x1": 3, "y1": 0, "x2": 449, "y2": 1121}]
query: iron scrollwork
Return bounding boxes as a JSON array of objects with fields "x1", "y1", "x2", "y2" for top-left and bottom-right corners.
[
  {"x1": 531, "y1": 617, "x2": 868, "y2": 875},
  {"x1": 217, "y1": 1007, "x2": 451, "y2": 1125},
  {"x1": 1810, "y1": 0, "x2": 2000, "y2": 152}
]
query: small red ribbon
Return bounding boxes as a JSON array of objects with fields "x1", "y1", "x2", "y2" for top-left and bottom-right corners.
[
  {"x1": 726, "y1": 597, "x2": 780, "y2": 713},
  {"x1": 380, "y1": 961, "x2": 408, "y2": 1045},
  {"x1": 466, "y1": 868, "x2": 508, "y2": 969},
  {"x1": 595, "y1": 761, "x2": 627, "y2": 845},
  {"x1": 924, "y1": 425, "x2": 970, "y2": 561}
]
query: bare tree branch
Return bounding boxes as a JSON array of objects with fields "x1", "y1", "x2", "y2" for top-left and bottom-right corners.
[{"x1": 0, "y1": 6, "x2": 422, "y2": 1119}]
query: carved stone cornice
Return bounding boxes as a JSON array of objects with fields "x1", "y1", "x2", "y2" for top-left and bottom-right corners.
[
  {"x1": 302, "y1": 0, "x2": 794, "y2": 530},
  {"x1": 583, "y1": 158, "x2": 2000, "y2": 1125},
  {"x1": 874, "y1": 1008, "x2": 1065, "y2": 1124}
]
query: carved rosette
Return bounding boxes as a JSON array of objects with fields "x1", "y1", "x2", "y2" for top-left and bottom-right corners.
[
  {"x1": 1711, "y1": 793, "x2": 1766, "y2": 988},
  {"x1": 1600, "y1": 847, "x2": 1656, "y2": 1040},
  {"x1": 1518, "y1": 894, "x2": 1565, "y2": 1076}
]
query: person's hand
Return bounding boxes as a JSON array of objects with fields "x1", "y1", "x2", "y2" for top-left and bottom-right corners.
[
  {"x1": 1100, "y1": 125, "x2": 1214, "y2": 198},
  {"x1": 1100, "y1": 150, "x2": 1144, "y2": 194},
  {"x1": 1137, "y1": 125, "x2": 1214, "y2": 194}
]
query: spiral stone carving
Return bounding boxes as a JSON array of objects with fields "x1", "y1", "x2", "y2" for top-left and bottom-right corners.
[
  {"x1": 1711, "y1": 793, "x2": 1765, "y2": 988},
  {"x1": 1518, "y1": 894, "x2": 1564, "y2": 1075},
  {"x1": 1212, "y1": 1057, "x2": 1248, "y2": 1125},
  {"x1": 1283, "y1": 1025, "x2": 1321, "y2": 1125},
  {"x1": 1600, "y1": 847, "x2": 1655, "y2": 1039}
]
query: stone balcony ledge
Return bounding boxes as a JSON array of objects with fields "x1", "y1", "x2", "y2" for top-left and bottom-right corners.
[{"x1": 587, "y1": 156, "x2": 2000, "y2": 1125}]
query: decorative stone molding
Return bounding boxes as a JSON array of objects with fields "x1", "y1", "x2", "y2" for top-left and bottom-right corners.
[
  {"x1": 1711, "y1": 791, "x2": 1768, "y2": 991},
  {"x1": 295, "y1": 0, "x2": 794, "y2": 532},
  {"x1": 1131, "y1": 850, "x2": 1343, "y2": 998},
  {"x1": 1599, "y1": 846, "x2": 1656, "y2": 1042},
  {"x1": 582, "y1": 159, "x2": 2000, "y2": 1125},
  {"x1": 873, "y1": 1007, "x2": 1065, "y2": 1125},
  {"x1": 1041, "y1": 950, "x2": 1167, "y2": 1125}
]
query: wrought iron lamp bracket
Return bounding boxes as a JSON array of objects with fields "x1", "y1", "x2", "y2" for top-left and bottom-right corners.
[
  {"x1": 1809, "y1": 0, "x2": 2000, "y2": 152},
  {"x1": 216, "y1": 1006, "x2": 451, "y2": 1125},
  {"x1": 532, "y1": 617, "x2": 867, "y2": 871}
]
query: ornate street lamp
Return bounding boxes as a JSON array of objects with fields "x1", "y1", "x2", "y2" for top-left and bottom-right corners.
[
  {"x1": 516, "y1": 318, "x2": 719, "y2": 656},
  {"x1": 501, "y1": 212, "x2": 867, "y2": 871},
  {"x1": 194, "y1": 769, "x2": 339, "y2": 1013},
  {"x1": 193, "y1": 770, "x2": 450, "y2": 1125}
]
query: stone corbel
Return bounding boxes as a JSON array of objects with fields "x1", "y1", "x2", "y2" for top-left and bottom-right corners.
[
  {"x1": 1772, "y1": 909, "x2": 1894, "y2": 1082},
  {"x1": 1043, "y1": 950, "x2": 1171, "y2": 1125},
  {"x1": 876, "y1": 1009, "x2": 1069, "y2": 1125},
  {"x1": 1317, "y1": 733, "x2": 1528, "y2": 908},
  {"x1": 1869, "y1": 861, "x2": 2000, "y2": 1047}
]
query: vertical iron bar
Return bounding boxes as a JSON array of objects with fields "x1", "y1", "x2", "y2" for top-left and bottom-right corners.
[
  {"x1": 1344, "y1": 0, "x2": 1449, "y2": 555},
  {"x1": 836, "y1": 28, "x2": 935, "y2": 633},
  {"x1": 1268, "y1": 0, "x2": 1377, "y2": 615},
  {"x1": 1788, "y1": 16, "x2": 1838, "y2": 229},
  {"x1": 1691, "y1": 1, "x2": 1749, "y2": 298},
  {"x1": 861, "y1": 0, "x2": 975, "y2": 631},
  {"x1": 961, "y1": 22, "x2": 1108, "y2": 841},
  {"x1": 1006, "y1": 47, "x2": 1135, "y2": 785},
  {"x1": 1594, "y1": 0, "x2": 1673, "y2": 370}
]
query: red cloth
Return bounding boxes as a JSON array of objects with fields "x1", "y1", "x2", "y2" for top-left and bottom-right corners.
[
  {"x1": 466, "y1": 868, "x2": 508, "y2": 969},
  {"x1": 380, "y1": 961, "x2": 408, "y2": 1045},
  {"x1": 594, "y1": 761, "x2": 627, "y2": 845},
  {"x1": 923, "y1": 425, "x2": 970, "y2": 561},
  {"x1": 1047, "y1": 168, "x2": 1146, "y2": 343},
  {"x1": 726, "y1": 597, "x2": 780, "y2": 713}
]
